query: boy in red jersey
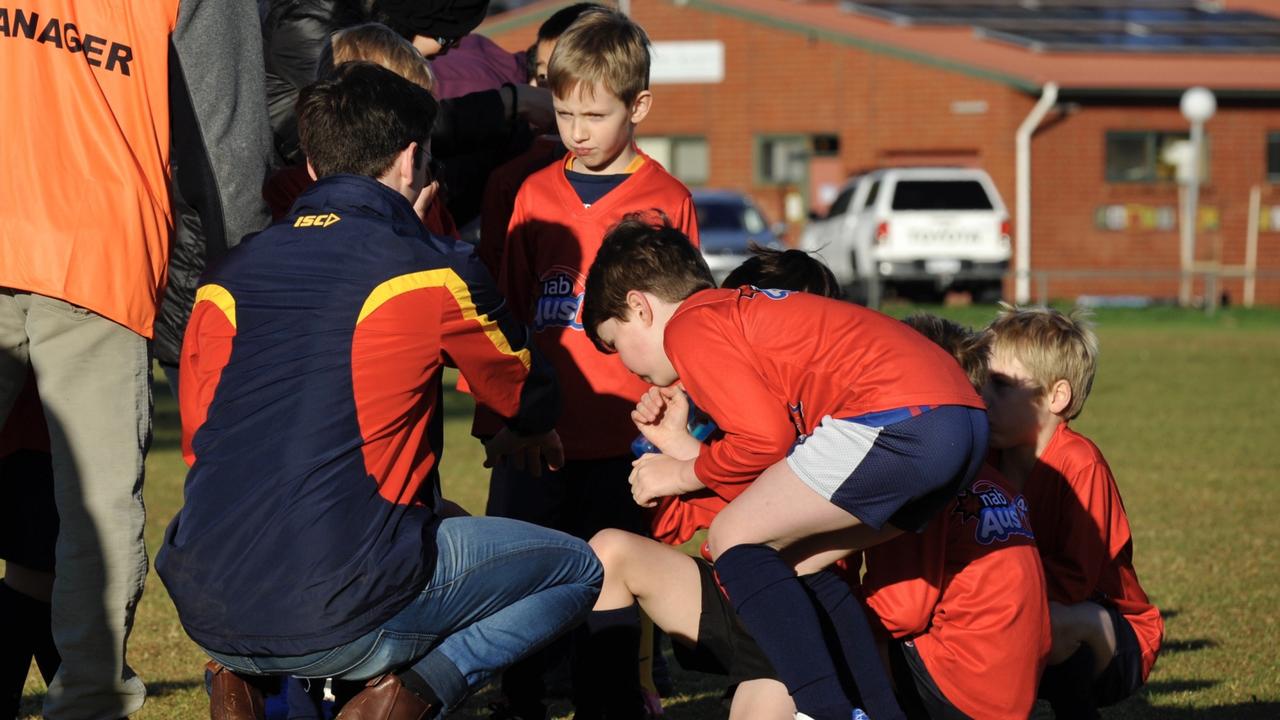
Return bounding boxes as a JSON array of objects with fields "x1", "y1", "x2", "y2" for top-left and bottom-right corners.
[
  {"x1": 856, "y1": 315, "x2": 1050, "y2": 720},
  {"x1": 485, "y1": 10, "x2": 698, "y2": 718},
  {"x1": 582, "y1": 218, "x2": 987, "y2": 720},
  {"x1": 982, "y1": 306, "x2": 1163, "y2": 717}
]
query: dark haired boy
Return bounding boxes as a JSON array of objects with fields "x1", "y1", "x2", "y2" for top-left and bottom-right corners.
[
  {"x1": 582, "y1": 218, "x2": 988, "y2": 720},
  {"x1": 156, "y1": 63, "x2": 602, "y2": 720}
]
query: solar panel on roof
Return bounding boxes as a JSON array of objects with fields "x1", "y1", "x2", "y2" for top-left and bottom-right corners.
[{"x1": 841, "y1": 1, "x2": 1280, "y2": 53}]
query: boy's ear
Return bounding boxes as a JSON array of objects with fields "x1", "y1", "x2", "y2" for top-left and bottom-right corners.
[
  {"x1": 625, "y1": 289, "x2": 654, "y2": 325},
  {"x1": 1046, "y1": 378, "x2": 1072, "y2": 415},
  {"x1": 397, "y1": 141, "x2": 419, "y2": 186},
  {"x1": 628, "y1": 90, "x2": 653, "y2": 125},
  {"x1": 305, "y1": 160, "x2": 318, "y2": 182}
]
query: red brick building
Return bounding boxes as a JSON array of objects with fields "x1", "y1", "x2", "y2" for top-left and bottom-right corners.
[{"x1": 480, "y1": 0, "x2": 1280, "y2": 305}]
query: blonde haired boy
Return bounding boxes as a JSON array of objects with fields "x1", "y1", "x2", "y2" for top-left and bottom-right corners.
[
  {"x1": 983, "y1": 305, "x2": 1163, "y2": 717},
  {"x1": 486, "y1": 9, "x2": 699, "y2": 718}
]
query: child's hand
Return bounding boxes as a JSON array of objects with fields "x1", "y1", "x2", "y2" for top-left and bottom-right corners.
[
  {"x1": 629, "y1": 454, "x2": 704, "y2": 507},
  {"x1": 631, "y1": 385, "x2": 701, "y2": 460},
  {"x1": 483, "y1": 428, "x2": 565, "y2": 477}
]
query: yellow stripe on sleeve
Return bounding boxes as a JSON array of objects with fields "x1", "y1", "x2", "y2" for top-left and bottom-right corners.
[
  {"x1": 194, "y1": 284, "x2": 237, "y2": 329},
  {"x1": 358, "y1": 270, "x2": 532, "y2": 369}
]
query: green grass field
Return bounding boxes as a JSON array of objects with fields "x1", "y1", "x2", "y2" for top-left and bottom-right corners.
[{"x1": 13, "y1": 304, "x2": 1280, "y2": 719}]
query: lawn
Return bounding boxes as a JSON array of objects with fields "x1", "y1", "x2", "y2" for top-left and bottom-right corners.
[{"x1": 13, "y1": 304, "x2": 1280, "y2": 719}]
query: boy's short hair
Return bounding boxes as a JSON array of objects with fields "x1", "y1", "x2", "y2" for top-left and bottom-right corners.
[
  {"x1": 583, "y1": 212, "x2": 714, "y2": 351},
  {"x1": 903, "y1": 314, "x2": 991, "y2": 391},
  {"x1": 298, "y1": 62, "x2": 438, "y2": 180},
  {"x1": 985, "y1": 304, "x2": 1099, "y2": 420},
  {"x1": 546, "y1": 8, "x2": 650, "y2": 106},
  {"x1": 721, "y1": 247, "x2": 844, "y2": 300},
  {"x1": 332, "y1": 23, "x2": 435, "y2": 93}
]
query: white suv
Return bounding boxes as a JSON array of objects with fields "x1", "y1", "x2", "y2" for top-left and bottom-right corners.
[{"x1": 800, "y1": 167, "x2": 1010, "y2": 302}]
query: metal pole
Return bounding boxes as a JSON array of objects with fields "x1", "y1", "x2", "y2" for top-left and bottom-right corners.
[
  {"x1": 1246, "y1": 185, "x2": 1260, "y2": 308},
  {"x1": 1015, "y1": 83, "x2": 1058, "y2": 305},
  {"x1": 1187, "y1": 119, "x2": 1204, "y2": 307}
]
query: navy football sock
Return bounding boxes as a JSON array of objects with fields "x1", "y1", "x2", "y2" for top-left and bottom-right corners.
[
  {"x1": 715, "y1": 544, "x2": 852, "y2": 720},
  {"x1": 802, "y1": 570, "x2": 905, "y2": 720},
  {"x1": 0, "y1": 581, "x2": 35, "y2": 719}
]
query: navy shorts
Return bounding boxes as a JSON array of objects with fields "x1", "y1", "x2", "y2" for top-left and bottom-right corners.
[
  {"x1": 787, "y1": 405, "x2": 989, "y2": 532},
  {"x1": 1039, "y1": 604, "x2": 1145, "y2": 713},
  {"x1": 671, "y1": 558, "x2": 776, "y2": 685},
  {"x1": 888, "y1": 639, "x2": 967, "y2": 720}
]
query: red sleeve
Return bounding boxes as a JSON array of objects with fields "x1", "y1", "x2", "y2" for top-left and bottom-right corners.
[
  {"x1": 179, "y1": 287, "x2": 238, "y2": 466},
  {"x1": 677, "y1": 192, "x2": 700, "y2": 248},
  {"x1": 478, "y1": 170, "x2": 518, "y2": 278},
  {"x1": 439, "y1": 263, "x2": 555, "y2": 433},
  {"x1": 649, "y1": 492, "x2": 725, "y2": 546},
  {"x1": 1042, "y1": 460, "x2": 1122, "y2": 603},
  {"x1": 667, "y1": 312, "x2": 796, "y2": 497}
]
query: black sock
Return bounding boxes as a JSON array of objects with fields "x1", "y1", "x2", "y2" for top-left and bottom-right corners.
[
  {"x1": 802, "y1": 570, "x2": 904, "y2": 720},
  {"x1": 395, "y1": 669, "x2": 442, "y2": 708},
  {"x1": 573, "y1": 604, "x2": 644, "y2": 720},
  {"x1": 715, "y1": 545, "x2": 852, "y2": 720},
  {"x1": 0, "y1": 581, "x2": 37, "y2": 719}
]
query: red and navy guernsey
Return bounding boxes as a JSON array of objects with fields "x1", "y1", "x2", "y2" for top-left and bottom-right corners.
[{"x1": 156, "y1": 175, "x2": 559, "y2": 657}]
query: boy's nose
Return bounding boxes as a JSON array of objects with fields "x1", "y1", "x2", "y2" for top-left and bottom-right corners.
[{"x1": 571, "y1": 119, "x2": 589, "y2": 143}]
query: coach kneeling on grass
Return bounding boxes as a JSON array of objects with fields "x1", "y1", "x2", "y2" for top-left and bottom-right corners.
[{"x1": 156, "y1": 62, "x2": 602, "y2": 720}]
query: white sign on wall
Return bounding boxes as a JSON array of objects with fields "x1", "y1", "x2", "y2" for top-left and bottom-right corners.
[{"x1": 650, "y1": 40, "x2": 725, "y2": 84}]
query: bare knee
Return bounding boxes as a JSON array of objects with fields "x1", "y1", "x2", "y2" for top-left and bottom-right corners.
[
  {"x1": 728, "y1": 679, "x2": 794, "y2": 720},
  {"x1": 589, "y1": 528, "x2": 635, "y2": 573}
]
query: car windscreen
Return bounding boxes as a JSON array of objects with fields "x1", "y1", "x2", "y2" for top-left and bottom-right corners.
[
  {"x1": 696, "y1": 202, "x2": 767, "y2": 234},
  {"x1": 890, "y1": 180, "x2": 993, "y2": 211}
]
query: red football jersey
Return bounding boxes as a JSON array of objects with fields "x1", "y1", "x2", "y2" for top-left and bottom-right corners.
[
  {"x1": 666, "y1": 287, "x2": 983, "y2": 497},
  {"x1": 861, "y1": 466, "x2": 1051, "y2": 720},
  {"x1": 495, "y1": 151, "x2": 699, "y2": 459},
  {"x1": 1023, "y1": 423, "x2": 1164, "y2": 681}
]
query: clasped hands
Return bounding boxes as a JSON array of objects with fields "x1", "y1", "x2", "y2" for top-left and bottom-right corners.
[{"x1": 628, "y1": 385, "x2": 706, "y2": 507}]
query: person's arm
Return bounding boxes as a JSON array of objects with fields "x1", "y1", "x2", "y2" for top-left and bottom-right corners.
[
  {"x1": 439, "y1": 242, "x2": 560, "y2": 442},
  {"x1": 668, "y1": 314, "x2": 797, "y2": 498},
  {"x1": 178, "y1": 285, "x2": 238, "y2": 466},
  {"x1": 1041, "y1": 461, "x2": 1122, "y2": 604},
  {"x1": 172, "y1": 0, "x2": 273, "y2": 256}
]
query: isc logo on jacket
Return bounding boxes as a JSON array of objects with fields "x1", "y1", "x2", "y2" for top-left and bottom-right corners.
[
  {"x1": 294, "y1": 213, "x2": 341, "y2": 228},
  {"x1": 534, "y1": 268, "x2": 584, "y2": 331}
]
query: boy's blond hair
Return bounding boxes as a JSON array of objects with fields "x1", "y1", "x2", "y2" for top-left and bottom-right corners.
[
  {"x1": 902, "y1": 314, "x2": 991, "y2": 391},
  {"x1": 332, "y1": 23, "x2": 435, "y2": 93},
  {"x1": 546, "y1": 8, "x2": 649, "y2": 106},
  {"x1": 985, "y1": 304, "x2": 1099, "y2": 420}
]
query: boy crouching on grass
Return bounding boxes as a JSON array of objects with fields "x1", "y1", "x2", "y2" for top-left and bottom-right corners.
[
  {"x1": 581, "y1": 216, "x2": 989, "y2": 720},
  {"x1": 982, "y1": 306, "x2": 1163, "y2": 717}
]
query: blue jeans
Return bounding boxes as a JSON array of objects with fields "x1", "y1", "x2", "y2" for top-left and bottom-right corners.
[{"x1": 206, "y1": 516, "x2": 602, "y2": 712}]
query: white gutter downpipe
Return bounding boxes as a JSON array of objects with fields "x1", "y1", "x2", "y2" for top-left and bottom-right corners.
[{"x1": 1015, "y1": 82, "x2": 1058, "y2": 305}]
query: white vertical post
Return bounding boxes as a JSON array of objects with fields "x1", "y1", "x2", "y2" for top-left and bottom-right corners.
[
  {"x1": 1015, "y1": 82, "x2": 1058, "y2": 305},
  {"x1": 1179, "y1": 87, "x2": 1216, "y2": 306},
  {"x1": 1246, "y1": 185, "x2": 1260, "y2": 308}
]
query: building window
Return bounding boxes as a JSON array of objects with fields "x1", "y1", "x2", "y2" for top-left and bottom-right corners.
[
  {"x1": 756, "y1": 135, "x2": 809, "y2": 185},
  {"x1": 1268, "y1": 133, "x2": 1280, "y2": 183},
  {"x1": 1105, "y1": 130, "x2": 1208, "y2": 183},
  {"x1": 636, "y1": 136, "x2": 709, "y2": 186}
]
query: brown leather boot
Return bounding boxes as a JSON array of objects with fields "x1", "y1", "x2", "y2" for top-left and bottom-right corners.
[
  {"x1": 335, "y1": 673, "x2": 437, "y2": 720},
  {"x1": 206, "y1": 661, "x2": 266, "y2": 720}
]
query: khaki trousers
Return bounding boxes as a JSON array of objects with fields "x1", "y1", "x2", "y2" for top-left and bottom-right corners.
[{"x1": 0, "y1": 290, "x2": 150, "y2": 720}]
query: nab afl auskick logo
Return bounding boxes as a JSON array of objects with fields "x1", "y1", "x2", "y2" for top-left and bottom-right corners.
[{"x1": 534, "y1": 269, "x2": 584, "y2": 331}]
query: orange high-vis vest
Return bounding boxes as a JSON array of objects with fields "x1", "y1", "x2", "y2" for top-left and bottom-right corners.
[{"x1": 0, "y1": 3, "x2": 179, "y2": 338}]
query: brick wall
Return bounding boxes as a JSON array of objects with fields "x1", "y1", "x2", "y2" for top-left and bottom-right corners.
[{"x1": 482, "y1": 0, "x2": 1280, "y2": 305}]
